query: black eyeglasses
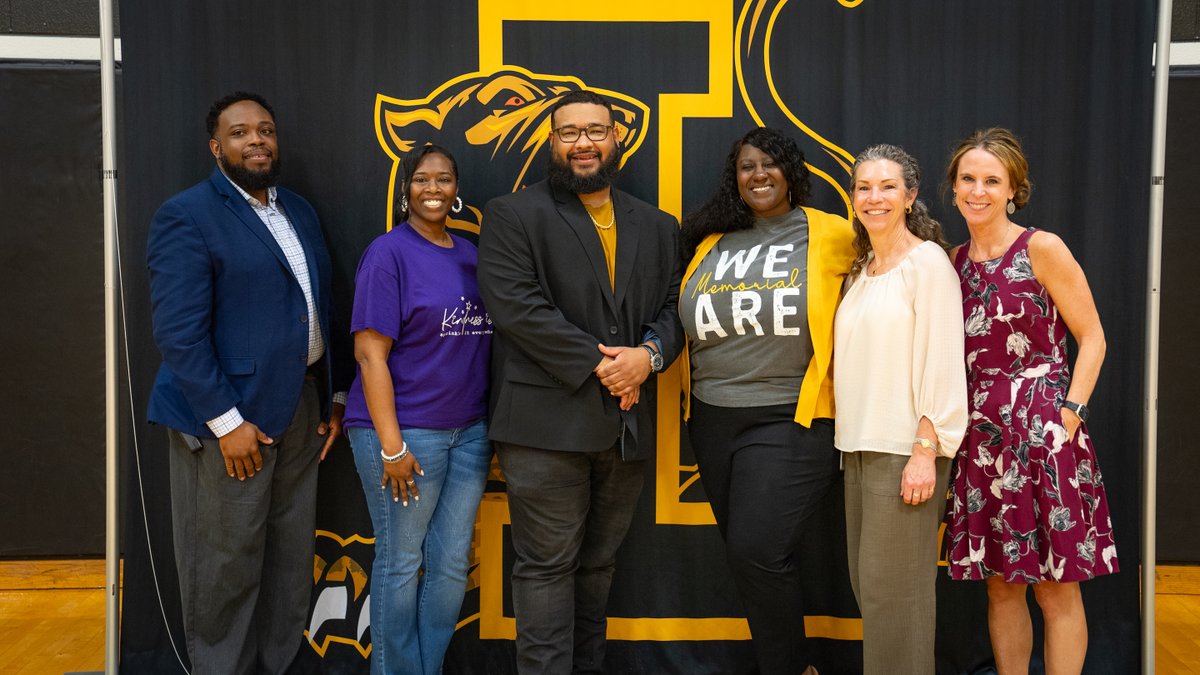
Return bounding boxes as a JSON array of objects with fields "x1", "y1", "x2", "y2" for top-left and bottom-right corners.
[{"x1": 552, "y1": 124, "x2": 613, "y2": 143}]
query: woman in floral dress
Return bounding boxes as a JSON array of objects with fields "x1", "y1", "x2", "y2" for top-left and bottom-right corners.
[{"x1": 943, "y1": 128, "x2": 1117, "y2": 675}]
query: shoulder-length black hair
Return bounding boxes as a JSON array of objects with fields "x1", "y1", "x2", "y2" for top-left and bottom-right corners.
[{"x1": 679, "y1": 127, "x2": 812, "y2": 258}]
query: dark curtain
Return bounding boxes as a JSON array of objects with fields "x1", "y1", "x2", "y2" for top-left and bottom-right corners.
[
  {"x1": 118, "y1": 1, "x2": 1155, "y2": 673},
  {"x1": 0, "y1": 62, "x2": 109, "y2": 556},
  {"x1": 1157, "y1": 68, "x2": 1200, "y2": 562}
]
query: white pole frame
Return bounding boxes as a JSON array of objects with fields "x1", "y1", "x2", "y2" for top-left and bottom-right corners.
[
  {"x1": 99, "y1": 0, "x2": 121, "y2": 672},
  {"x1": 1144, "y1": 1, "x2": 1173, "y2": 673}
]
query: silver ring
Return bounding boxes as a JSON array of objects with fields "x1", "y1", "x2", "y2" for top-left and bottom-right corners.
[{"x1": 406, "y1": 479, "x2": 415, "y2": 485}]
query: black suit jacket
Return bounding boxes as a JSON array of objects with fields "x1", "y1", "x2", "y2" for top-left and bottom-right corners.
[{"x1": 477, "y1": 180, "x2": 683, "y2": 459}]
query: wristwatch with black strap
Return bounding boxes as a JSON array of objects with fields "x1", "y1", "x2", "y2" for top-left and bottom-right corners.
[
  {"x1": 640, "y1": 343, "x2": 664, "y2": 373},
  {"x1": 1062, "y1": 400, "x2": 1089, "y2": 422}
]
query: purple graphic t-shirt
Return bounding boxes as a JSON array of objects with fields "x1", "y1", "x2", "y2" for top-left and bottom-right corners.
[{"x1": 343, "y1": 223, "x2": 492, "y2": 430}]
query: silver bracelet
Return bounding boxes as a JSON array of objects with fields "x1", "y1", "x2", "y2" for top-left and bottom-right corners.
[
  {"x1": 381, "y1": 441, "x2": 409, "y2": 464},
  {"x1": 913, "y1": 437, "x2": 941, "y2": 457}
]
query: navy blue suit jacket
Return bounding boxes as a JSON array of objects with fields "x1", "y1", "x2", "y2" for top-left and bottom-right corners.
[{"x1": 147, "y1": 168, "x2": 335, "y2": 438}]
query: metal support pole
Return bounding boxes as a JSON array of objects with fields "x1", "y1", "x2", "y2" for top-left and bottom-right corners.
[
  {"x1": 99, "y1": 0, "x2": 121, "y2": 671},
  {"x1": 1143, "y1": 1, "x2": 1173, "y2": 672}
]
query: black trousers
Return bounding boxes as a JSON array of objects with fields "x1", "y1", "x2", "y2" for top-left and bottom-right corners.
[
  {"x1": 687, "y1": 397, "x2": 839, "y2": 675},
  {"x1": 497, "y1": 441, "x2": 644, "y2": 675}
]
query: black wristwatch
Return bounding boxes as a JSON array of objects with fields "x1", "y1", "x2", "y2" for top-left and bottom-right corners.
[
  {"x1": 640, "y1": 344, "x2": 664, "y2": 373},
  {"x1": 1062, "y1": 400, "x2": 1089, "y2": 422}
]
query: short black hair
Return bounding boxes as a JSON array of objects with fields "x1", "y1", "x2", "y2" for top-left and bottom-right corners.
[
  {"x1": 206, "y1": 91, "x2": 275, "y2": 137},
  {"x1": 402, "y1": 144, "x2": 459, "y2": 183},
  {"x1": 396, "y1": 144, "x2": 460, "y2": 221},
  {"x1": 548, "y1": 89, "x2": 614, "y2": 129}
]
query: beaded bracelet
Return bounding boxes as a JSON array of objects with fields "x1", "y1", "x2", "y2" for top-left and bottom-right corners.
[{"x1": 381, "y1": 441, "x2": 409, "y2": 464}]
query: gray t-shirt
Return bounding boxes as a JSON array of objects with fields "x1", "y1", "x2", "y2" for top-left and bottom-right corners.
[{"x1": 680, "y1": 208, "x2": 812, "y2": 407}]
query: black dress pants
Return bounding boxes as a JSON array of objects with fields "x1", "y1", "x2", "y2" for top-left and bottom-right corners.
[
  {"x1": 687, "y1": 397, "x2": 839, "y2": 675},
  {"x1": 497, "y1": 441, "x2": 644, "y2": 675}
]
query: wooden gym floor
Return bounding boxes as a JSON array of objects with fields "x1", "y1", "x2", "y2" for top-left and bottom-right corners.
[{"x1": 0, "y1": 560, "x2": 1197, "y2": 674}]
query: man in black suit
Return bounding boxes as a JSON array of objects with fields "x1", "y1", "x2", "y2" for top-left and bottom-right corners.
[{"x1": 477, "y1": 90, "x2": 683, "y2": 674}]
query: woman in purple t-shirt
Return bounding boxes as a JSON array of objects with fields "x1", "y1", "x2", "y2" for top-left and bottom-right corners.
[{"x1": 343, "y1": 145, "x2": 493, "y2": 675}]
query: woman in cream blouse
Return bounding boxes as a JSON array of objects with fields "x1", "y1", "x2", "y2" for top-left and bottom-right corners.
[{"x1": 833, "y1": 144, "x2": 968, "y2": 674}]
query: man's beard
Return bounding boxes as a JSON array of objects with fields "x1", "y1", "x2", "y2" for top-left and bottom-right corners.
[
  {"x1": 218, "y1": 148, "x2": 281, "y2": 194},
  {"x1": 547, "y1": 145, "x2": 621, "y2": 195}
]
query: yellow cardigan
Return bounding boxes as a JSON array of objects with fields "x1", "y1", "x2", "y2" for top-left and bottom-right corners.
[{"x1": 679, "y1": 206, "x2": 856, "y2": 426}]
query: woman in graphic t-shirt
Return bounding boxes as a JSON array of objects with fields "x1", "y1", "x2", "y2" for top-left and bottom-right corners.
[
  {"x1": 677, "y1": 127, "x2": 855, "y2": 675},
  {"x1": 342, "y1": 145, "x2": 493, "y2": 675}
]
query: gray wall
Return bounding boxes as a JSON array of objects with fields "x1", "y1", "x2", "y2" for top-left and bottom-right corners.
[
  {"x1": 0, "y1": 0, "x2": 118, "y2": 36},
  {"x1": 1175, "y1": 0, "x2": 1200, "y2": 40}
]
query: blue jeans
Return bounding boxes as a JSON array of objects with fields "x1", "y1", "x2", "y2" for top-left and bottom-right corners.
[{"x1": 347, "y1": 420, "x2": 491, "y2": 675}]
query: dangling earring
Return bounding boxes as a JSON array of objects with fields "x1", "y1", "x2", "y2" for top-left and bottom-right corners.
[
  {"x1": 452, "y1": 196, "x2": 463, "y2": 214},
  {"x1": 1006, "y1": 199, "x2": 1016, "y2": 215},
  {"x1": 400, "y1": 195, "x2": 409, "y2": 212}
]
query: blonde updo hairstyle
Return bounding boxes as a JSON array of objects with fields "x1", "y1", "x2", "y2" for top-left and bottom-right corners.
[{"x1": 944, "y1": 127, "x2": 1033, "y2": 211}]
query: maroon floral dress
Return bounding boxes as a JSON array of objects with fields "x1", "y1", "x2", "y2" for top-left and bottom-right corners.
[{"x1": 945, "y1": 228, "x2": 1118, "y2": 583}]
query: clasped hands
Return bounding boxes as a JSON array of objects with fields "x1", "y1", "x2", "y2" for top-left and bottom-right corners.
[{"x1": 594, "y1": 343, "x2": 653, "y2": 411}]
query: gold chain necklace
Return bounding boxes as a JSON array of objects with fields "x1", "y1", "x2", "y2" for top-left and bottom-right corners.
[{"x1": 586, "y1": 202, "x2": 615, "y2": 230}]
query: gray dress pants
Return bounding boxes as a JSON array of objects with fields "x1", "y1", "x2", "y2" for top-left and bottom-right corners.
[
  {"x1": 844, "y1": 450, "x2": 951, "y2": 675},
  {"x1": 168, "y1": 379, "x2": 322, "y2": 675}
]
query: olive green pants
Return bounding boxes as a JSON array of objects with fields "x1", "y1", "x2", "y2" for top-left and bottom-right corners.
[{"x1": 844, "y1": 451, "x2": 950, "y2": 674}]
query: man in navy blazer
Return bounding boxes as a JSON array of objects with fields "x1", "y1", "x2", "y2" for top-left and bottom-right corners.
[{"x1": 147, "y1": 92, "x2": 344, "y2": 675}]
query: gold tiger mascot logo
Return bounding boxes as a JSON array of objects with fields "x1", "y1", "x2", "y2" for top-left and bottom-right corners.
[
  {"x1": 374, "y1": 65, "x2": 649, "y2": 234},
  {"x1": 306, "y1": 531, "x2": 374, "y2": 657}
]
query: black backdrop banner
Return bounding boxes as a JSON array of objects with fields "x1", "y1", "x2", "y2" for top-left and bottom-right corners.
[
  {"x1": 0, "y1": 62, "x2": 109, "y2": 556},
  {"x1": 118, "y1": 2, "x2": 1155, "y2": 673},
  {"x1": 1157, "y1": 69, "x2": 1200, "y2": 562}
]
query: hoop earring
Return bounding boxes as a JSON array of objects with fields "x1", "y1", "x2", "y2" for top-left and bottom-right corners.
[
  {"x1": 452, "y1": 196, "x2": 463, "y2": 214},
  {"x1": 400, "y1": 195, "x2": 409, "y2": 213},
  {"x1": 905, "y1": 205, "x2": 912, "y2": 215},
  {"x1": 1006, "y1": 199, "x2": 1016, "y2": 215}
]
